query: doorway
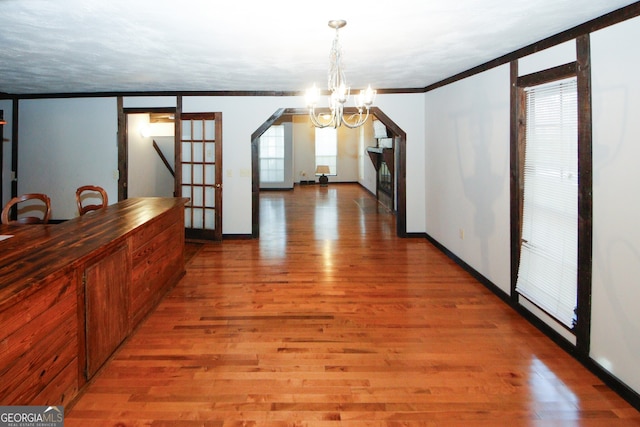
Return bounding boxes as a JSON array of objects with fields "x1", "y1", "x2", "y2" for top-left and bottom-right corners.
[
  {"x1": 118, "y1": 106, "x2": 223, "y2": 241},
  {"x1": 126, "y1": 111, "x2": 176, "y2": 198},
  {"x1": 179, "y1": 112, "x2": 223, "y2": 241},
  {"x1": 251, "y1": 107, "x2": 406, "y2": 239}
]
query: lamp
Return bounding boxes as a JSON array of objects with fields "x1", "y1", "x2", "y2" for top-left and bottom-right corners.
[
  {"x1": 316, "y1": 165, "x2": 331, "y2": 186},
  {"x1": 306, "y1": 20, "x2": 376, "y2": 129}
]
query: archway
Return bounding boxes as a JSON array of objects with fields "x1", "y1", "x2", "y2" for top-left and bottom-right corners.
[{"x1": 251, "y1": 107, "x2": 406, "y2": 238}]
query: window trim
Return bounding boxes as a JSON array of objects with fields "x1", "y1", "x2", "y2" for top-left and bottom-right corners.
[{"x1": 510, "y1": 34, "x2": 593, "y2": 357}]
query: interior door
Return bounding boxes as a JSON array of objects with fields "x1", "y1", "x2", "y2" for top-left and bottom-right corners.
[{"x1": 179, "y1": 113, "x2": 222, "y2": 240}]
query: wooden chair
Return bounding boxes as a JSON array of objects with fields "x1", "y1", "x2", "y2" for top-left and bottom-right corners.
[
  {"x1": 1, "y1": 193, "x2": 52, "y2": 225},
  {"x1": 76, "y1": 185, "x2": 108, "y2": 216}
]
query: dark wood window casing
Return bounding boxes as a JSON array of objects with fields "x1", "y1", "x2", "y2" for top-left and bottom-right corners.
[{"x1": 510, "y1": 34, "x2": 593, "y2": 357}]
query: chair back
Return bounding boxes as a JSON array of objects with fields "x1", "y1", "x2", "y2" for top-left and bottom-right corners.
[
  {"x1": 1, "y1": 193, "x2": 52, "y2": 225},
  {"x1": 76, "y1": 185, "x2": 108, "y2": 216}
]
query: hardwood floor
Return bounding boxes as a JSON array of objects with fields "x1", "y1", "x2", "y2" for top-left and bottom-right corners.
[{"x1": 66, "y1": 184, "x2": 640, "y2": 426}]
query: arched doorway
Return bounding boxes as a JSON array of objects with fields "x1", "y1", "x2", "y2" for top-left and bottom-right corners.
[{"x1": 250, "y1": 107, "x2": 406, "y2": 238}]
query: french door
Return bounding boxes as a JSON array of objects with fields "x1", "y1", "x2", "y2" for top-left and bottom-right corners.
[{"x1": 178, "y1": 113, "x2": 222, "y2": 241}]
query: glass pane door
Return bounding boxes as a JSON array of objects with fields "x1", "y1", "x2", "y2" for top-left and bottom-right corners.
[{"x1": 179, "y1": 113, "x2": 222, "y2": 240}]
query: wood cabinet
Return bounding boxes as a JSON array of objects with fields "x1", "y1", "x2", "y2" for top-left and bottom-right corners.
[
  {"x1": 0, "y1": 271, "x2": 79, "y2": 405},
  {"x1": 130, "y1": 205, "x2": 184, "y2": 327},
  {"x1": 85, "y1": 243, "x2": 130, "y2": 378},
  {"x1": 0, "y1": 197, "x2": 187, "y2": 405}
]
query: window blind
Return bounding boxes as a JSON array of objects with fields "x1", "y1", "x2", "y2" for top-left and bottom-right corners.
[
  {"x1": 315, "y1": 127, "x2": 337, "y2": 175},
  {"x1": 259, "y1": 125, "x2": 285, "y2": 183},
  {"x1": 516, "y1": 77, "x2": 578, "y2": 329}
]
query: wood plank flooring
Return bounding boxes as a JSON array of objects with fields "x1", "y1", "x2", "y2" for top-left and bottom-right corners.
[{"x1": 66, "y1": 184, "x2": 640, "y2": 426}]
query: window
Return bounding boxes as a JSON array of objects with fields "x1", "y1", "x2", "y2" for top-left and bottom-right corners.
[
  {"x1": 516, "y1": 77, "x2": 578, "y2": 329},
  {"x1": 315, "y1": 127, "x2": 337, "y2": 175},
  {"x1": 259, "y1": 125, "x2": 285, "y2": 183}
]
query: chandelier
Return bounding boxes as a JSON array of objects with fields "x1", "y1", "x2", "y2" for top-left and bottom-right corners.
[{"x1": 305, "y1": 20, "x2": 376, "y2": 129}]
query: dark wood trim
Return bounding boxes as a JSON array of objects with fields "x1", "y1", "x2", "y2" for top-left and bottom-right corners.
[
  {"x1": 510, "y1": 37, "x2": 593, "y2": 356},
  {"x1": 116, "y1": 97, "x2": 126, "y2": 201},
  {"x1": 176, "y1": 112, "x2": 216, "y2": 120},
  {"x1": 509, "y1": 60, "x2": 520, "y2": 303},
  {"x1": 13, "y1": 91, "x2": 302, "y2": 99},
  {"x1": 122, "y1": 107, "x2": 177, "y2": 115},
  {"x1": 215, "y1": 112, "x2": 223, "y2": 238},
  {"x1": 11, "y1": 99, "x2": 18, "y2": 199},
  {"x1": 5, "y1": 88, "x2": 424, "y2": 99},
  {"x1": 425, "y1": 3, "x2": 640, "y2": 93},
  {"x1": 251, "y1": 108, "x2": 286, "y2": 238},
  {"x1": 221, "y1": 234, "x2": 254, "y2": 240},
  {"x1": 517, "y1": 62, "x2": 578, "y2": 87},
  {"x1": 174, "y1": 96, "x2": 182, "y2": 199},
  {"x1": 575, "y1": 34, "x2": 593, "y2": 356}
]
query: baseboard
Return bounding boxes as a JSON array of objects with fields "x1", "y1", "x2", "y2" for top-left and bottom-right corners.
[
  {"x1": 424, "y1": 232, "x2": 640, "y2": 412},
  {"x1": 222, "y1": 234, "x2": 253, "y2": 240}
]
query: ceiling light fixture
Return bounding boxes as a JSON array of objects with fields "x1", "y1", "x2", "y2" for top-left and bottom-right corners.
[{"x1": 306, "y1": 20, "x2": 376, "y2": 129}]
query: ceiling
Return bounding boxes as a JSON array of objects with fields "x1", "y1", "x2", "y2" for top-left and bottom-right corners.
[{"x1": 0, "y1": 0, "x2": 636, "y2": 95}]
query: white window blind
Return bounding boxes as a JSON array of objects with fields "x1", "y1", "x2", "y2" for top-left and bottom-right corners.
[
  {"x1": 315, "y1": 127, "x2": 337, "y2": 175},
  {"x1": 516, "y1": 77, "x2": 578, "y2": 329},
  {"x1": 259, "y1": 125, "x2": 285, "y2": 183}
]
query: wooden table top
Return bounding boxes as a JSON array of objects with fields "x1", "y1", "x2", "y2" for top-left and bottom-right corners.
[{"x1": 0, "y1": 197, "x2": 188, "y2": 307}]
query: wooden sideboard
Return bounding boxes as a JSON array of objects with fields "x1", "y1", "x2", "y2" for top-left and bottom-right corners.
[{"x1": 0, "y1": 197, "x2": 188, "y2": 405}]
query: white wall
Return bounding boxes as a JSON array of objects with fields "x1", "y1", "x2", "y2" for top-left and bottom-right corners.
[
  {"x1": 335, "y1": 125, "x2": 362, "y2": 183},
  {"x1": 590, "y1": 15, "x2": 640, "y2": 394},
  {"x1": 518, "y1": 40, "x2": 576, "y2": 75},
  {"x1": 10, "y1": 94, "x2": 424, "y2": 231},
  {"x1": 123, "y1": 96, "x2": 177, "y2": 109},
  {"x1": 293, "y1": 115, "x2": 316, "y2": 183},
  {"x1": 421, "y1": 16, "x2": 640, "y2": 399},
  {"x1": 283, "y1": 121, "x2": 295, "y2": 188},
  {"x1": 424, "y1": 65, "x2": 511, "y2": 292},
  {"x1": 376, "y1": 93, "x2": 426, "y2": 233},
  {"x1": 183, "y1": 95, "x2": 425, "y2": 234},
  {"x1": 18, "y1": 98, "x2": 118, "y2": 219}
]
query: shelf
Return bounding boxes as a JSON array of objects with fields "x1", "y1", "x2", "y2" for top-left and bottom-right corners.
[{"x1": 366, "y1": 146, "x2": 395, "y2": 175}]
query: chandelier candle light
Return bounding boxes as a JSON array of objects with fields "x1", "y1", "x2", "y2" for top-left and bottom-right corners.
[{"x1": 306, "y1": 20, "x2": 376, "y2": 129}]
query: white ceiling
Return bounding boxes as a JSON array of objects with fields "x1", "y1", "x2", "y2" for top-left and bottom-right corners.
[{"x1": 0, "y1": 0, "x2": 636, "y2": 95}]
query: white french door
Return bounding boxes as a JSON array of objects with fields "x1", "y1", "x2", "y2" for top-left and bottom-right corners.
[{"x1": 179, "y1": 113, "x2": 222, "y2": 241}]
